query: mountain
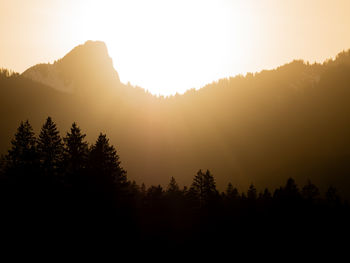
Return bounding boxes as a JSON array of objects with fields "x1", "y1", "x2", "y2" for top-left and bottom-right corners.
[
  {"x1": 1, "y1": 41, "x2": 350, "y2": 197},
  {"x1": 22, "y1": 41, "x2": 121, "y2": 94}
]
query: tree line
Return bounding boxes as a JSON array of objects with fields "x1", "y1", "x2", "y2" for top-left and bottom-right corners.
[{"x1": 0, "y1": 117, "x2": 349, "y2": 249}]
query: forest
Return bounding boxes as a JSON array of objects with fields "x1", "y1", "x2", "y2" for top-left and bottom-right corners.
[
  {"x1": 2, "y1": 0, "x2": 350, "y2": 253},
  {"x1": 1, "y1": 117, "x2": 349, "y2": 250},
  {"x1": 2, "y1": 42, "x2": 350, "y2": 198}
]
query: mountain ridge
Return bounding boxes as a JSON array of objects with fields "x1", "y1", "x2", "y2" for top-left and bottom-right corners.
[
  {"x1": 21, "y1": 40, "x2": 350, "y2": 99},
  {"x1": 2, "y1": 43, "x2": 350, "y2": 197},
  {"x1": 22, "y1": 40, "x2": 121, "y2": 94}
]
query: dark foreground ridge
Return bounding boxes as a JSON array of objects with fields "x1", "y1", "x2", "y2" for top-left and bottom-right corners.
[{"x1": 1, "y1": 117, "x2": 349, "y2": 251}]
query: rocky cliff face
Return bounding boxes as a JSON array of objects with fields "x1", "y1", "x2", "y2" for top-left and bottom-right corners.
[{"x1": 22, "y1": 41, "x2": 121, "y2": 94}]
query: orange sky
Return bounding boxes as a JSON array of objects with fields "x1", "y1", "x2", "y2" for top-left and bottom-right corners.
[{"x1": 1, "y1": 0, "x2": 350, "y2": 95}]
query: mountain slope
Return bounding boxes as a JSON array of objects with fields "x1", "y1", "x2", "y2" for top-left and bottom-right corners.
[
  {"x1": 22, "y1": 41, "x2": 121, "y2": 94},
  {"x1": 1, "y1": 42, "x2": 350, "y2": 197}
]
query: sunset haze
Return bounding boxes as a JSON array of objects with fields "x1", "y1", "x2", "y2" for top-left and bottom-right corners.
[{"x1": 1, "y1": 0, "x2": 350, "y2": 95}]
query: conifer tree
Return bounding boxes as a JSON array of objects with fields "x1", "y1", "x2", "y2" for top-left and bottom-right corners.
[
  {"x1": 146, "y1": 185, "x2": 164, "y2": 208},
  {"x1": 301, "y1": 180, "x2": 320, "y2": 201},
  {"x1": 140, "y1": 183, "x2": 147, "y2": 196},
  {"x1": 204, "y1": 169, "x2": 217, "y2": 195},
  {"x1": 261, "y1": 188, "x2": 272, "y2": 200},
  {"x1": 325, "y1": 186, "x2": 340, "y2": 204},
  {"x1": 284, "y1": 178, "x2": 300, "y2": 197},
  {"x1": 6, "y1": 120, "x2": 37, "y2": 174},
  {"x1": 167, "y1": 176, "x2": 180, "y2": 193},
  {"x1": 37, "y1": 117, "x2": 63, "y2": 175},
  {"x1": 247, "y1": 184, "x2": 257, "y2": 200},
  {"x1": 190, "y1": 169, "x2": 205, "y2": 205},
  {"x1": 63, "y1": 122, "x2": 89, "y2": 177},
  {"x1": 166, "y1": 176, "x2": 182, "y2": 203},
  {"x1": 190, "y1": 169, "x2": 218, "y2": 206},
  {"x1": 226, "y1": 182, "x2": 239, "y2": 200},
  {"x1": 88, "y1": 133, "x2": 126, "y2": 188}
]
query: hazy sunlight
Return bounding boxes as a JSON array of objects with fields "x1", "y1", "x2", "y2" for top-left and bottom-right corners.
[
  {"x1": 68, "y1": 0, "x2": 254, "y2": 95},
  {"x1": 1, "y1": 0, "x2": 350, "y2": 95}
]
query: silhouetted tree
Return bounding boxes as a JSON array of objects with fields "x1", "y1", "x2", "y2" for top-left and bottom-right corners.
[
  {"x1": 280, "y1": 178, "x2": 301, "y2": 201},
  {"x1": 190, "y1": 169, "x2": 218, "y2": 207},
  {"x1": 5, "y1": 120, "x2": 37, "y2": 173},
  {"x1": 225, "y1": 182, "x2": 239, "y2": 200},
  {"x1": 247, "y1": 183, "x2": 257, "y2": 200},
  {"x1": 165, "y1": 177, "x2": 184, "y2": 210},
  {"x1": 146, "y1": 185, "x2": 164, "y2": 208},
  {"x1": 261, "y1": 188, "x2": 272, "y2": 200},
  {"x1": 63, "y1": 122, "x2": 89, "y2": 185},
  {"x1": 129, "y1": 180, "x2": 140, "y2": 193},
  {"x1": 325, "y1": 186, "x2": 340, "y2": 205},
  {"x1": 37, "y1": 117, "x2": 63, "y2": 176},
  {"x1": 167, "y1": 176, "x2": 180, "y2": 193},
  {"x1": 0, "y1": 121, "x2": 39, "y2": 216},
  {"x1": 147, "y1": 185, "x2": 163, "y2": 198},
  {"x1": 0, "y1": 119, "x2": 38, "y2": 212},
  {"x1": 127, "y1": 180, "x2": 141, "y2": 203},
  {"x1": 1, "y1": 117, "x2": 350, "y2": 249},
  {"x1": 189, "y1": 170, "x2": 205, "y2": 205},
  {"x1": 302, "y1": 180, "x2": 320, "y2": 201},
  {"x1": 88, "y1": 133, "x2": 126, "y2": 190},
  {"x1": 140, "y1": 183, "x2": 147, "y2": 196},
  {"x1": 226, "y1": 182, "x2": 233, "y2": 194}
]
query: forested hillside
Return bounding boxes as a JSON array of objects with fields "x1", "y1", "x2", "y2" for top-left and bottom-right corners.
[{"x1": 1, "y1": 42, "x2": 350, "y2": 197}]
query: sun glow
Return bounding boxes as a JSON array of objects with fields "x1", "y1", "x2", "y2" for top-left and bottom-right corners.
[
  {"x1": 2, "y1": 0, "x2": 350, "y2": 95},
  {"x1": 64, "y1": 0, "x2": 256, "y2": 95}
]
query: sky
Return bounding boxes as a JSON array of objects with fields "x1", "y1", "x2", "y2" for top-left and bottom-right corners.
[{"x1": 1, "y1": 0, "x2": 350, "y2": 95}]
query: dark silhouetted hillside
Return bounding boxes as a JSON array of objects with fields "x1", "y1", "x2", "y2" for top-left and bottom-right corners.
[
  {"x1": 0, "y1": 119, "x2": 348, "y2": 251},
  {"x1": 1, "y1": 41, "x2": 350, "y2": 197}
]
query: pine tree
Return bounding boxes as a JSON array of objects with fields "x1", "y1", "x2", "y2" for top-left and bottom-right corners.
[
  {"x1": 274, "y1": 178, "x2": 301, "y2": 207},
  {"x1": 190, "y1": 169, "x2": 218, "y2": 206},
  {"x1": 190, "y1": 169, "x2": 205, "y2": 205},
  {"x1": 301, "y1": 180, "x2": 320, "y2": 201},
  {"x1": 88, "y1": 133, "x2": 126, "y2": 189},
  {"x1": 247, "y1": 183, "x2": 257, "y2": 200},
  {"x1": 261, "y1": 188, "x2": 272, "y2": 200},
  {"x1": 140, "y1": 183, "x2": 147, "y2": 196},
  {"x1": 63, "y1": 122, "x2": 89, "y2": 177},
  {"x1": 226, "y1": 182, "x2": 239, "y2": 200},
  {"x1": 166, "y1": 176, "x2": 182, "y2": 204},
  {"x1": 226, "y1": 183, "x2": 233, "y2": 195},
  {"x1": 167, "y1": 176, "x2": 180, "y2": 193},
  {"x1": 37, "y1": 117, "x2": 63, "y2": 175},
  {"x1": 147, "y1": 185, "x2": 164, "y2": 199},
  {"x1": 325, "y1": 186, "x2": 340, "y2": 204},
  {"x1": 129, "y1": 180, "x2": 140, "y2": 195},
  {"x1": 5, "y1": 120, "x2": 38, "y2": 177},
  {"x1": 284, "y1": 178, "x2": 299, "y2": 196},
  {"x1": 203, "y1": 169, "x2": 217, "y2": 198}
]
